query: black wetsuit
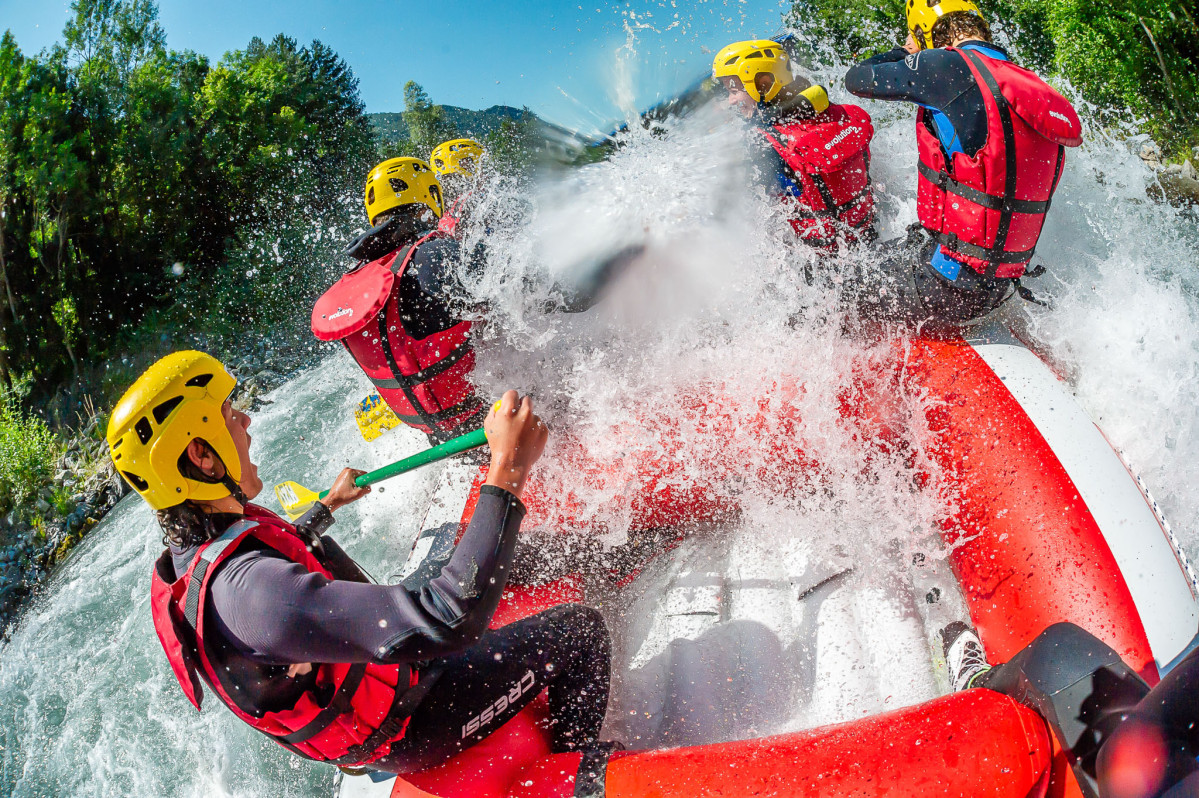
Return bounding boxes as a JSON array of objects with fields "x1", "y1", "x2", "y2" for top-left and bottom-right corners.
[
  {"x1": 171, "y1": 490, "x2": 611, "y2": 773},
  {"x1": 843, "y1": 42, "x2": 1016, "y2": 329},
  {"x1": 1096, "y1": 645, "x2": 1199, "y2": 797}
]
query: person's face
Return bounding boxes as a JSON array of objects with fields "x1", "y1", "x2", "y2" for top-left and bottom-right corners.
[
  {"x1": 719, "y1": 76, "x2": 758, "y2": 117},
  {"x1": 222, "y1": 400, "x2": 263, "y2": 499}
]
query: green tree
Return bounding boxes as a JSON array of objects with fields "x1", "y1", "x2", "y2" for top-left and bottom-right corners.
[
  {"x1": 484, "y1": 112, "x2": 540, "y2": 173},
  {"x1": 786, "y1": 0, "x2": 1197, "y2": 153},
  {"x1": 402, "y1": 81, "x2": 457, "y2": 152}
]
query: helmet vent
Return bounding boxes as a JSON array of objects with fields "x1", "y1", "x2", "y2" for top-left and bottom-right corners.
[
  {"x1": 429, "y1": 185, "x2": 442, "y2": 208},
  {"x1": 745, "y1": 51, "x2": 762, "y2": 59},
  {"x1": 153, "y1": 396, "x2": 184, "y2": 425},
  {"x1": 389, "y1": 178, "x2": 409, "y2": 194},
  {"x1": 368, "y1": 186, "x2": 376, "y2": 204},
  {"x1": 185, "y1": 373, "x2": 213, "y2": 388},
  {"x1": 724, "y1": 56, "x2": 739, "y2": 65},
  {"x1": 121, "y1": 471, "x2": 149, "y2": 491},
  {"x1": 135, "y1": 417, "x2": 153, "y2": 445}
]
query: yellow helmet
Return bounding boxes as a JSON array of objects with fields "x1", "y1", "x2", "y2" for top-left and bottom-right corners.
[
  {"x1": 364, "y1": 157, "x2": 443, "y2": 225},
  {"x1": 430, "y1": 139, "x2": 485, "y2": 178},
  {"x1": 906, "y1": 0, "x2": 984, "y2": 50},
  {"x1": 107, "y1": 351, "x2": 240, "y2": 510},
  {"x1": 711, "y1": 40, "x2": 794, "y2": 104}
]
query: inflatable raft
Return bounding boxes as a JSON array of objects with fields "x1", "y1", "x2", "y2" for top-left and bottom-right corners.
[{"x1": 338, "y1": 322, "x2": 1199, "y2": 798}]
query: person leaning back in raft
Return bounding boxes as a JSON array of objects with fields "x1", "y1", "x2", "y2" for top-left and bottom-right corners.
[
  {"x1": 712, "y1": 40, "x2": 877, "y2": 255},
  {"x1": 430, "y1": 137, "x2": 486, "y2": 238},
  {"x1": 318, "y1": 159, "x2": 640, "y2": 445},
  {"x1": 111, "y1": 352, "x2": 612, "y2": 774},
  {"x1": 843, "y1": 0, "x2": 1082, "y2": 329}
]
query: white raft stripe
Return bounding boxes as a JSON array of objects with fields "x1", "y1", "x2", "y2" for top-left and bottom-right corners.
[{"x1": 968, "y1": 335, "x2": 1199, "y2": 670}]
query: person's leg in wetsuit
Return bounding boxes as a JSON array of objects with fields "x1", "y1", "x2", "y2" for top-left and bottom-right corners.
[
  {"x1": 369, "y1": 603, "x2": 612, "y2": 774},
  {"x1": 1095, "y1": 646, "x2": 1199, "y2": 798},
  {"x1": 846, "y1": 226, "x2": 1012, "y2": 332}
]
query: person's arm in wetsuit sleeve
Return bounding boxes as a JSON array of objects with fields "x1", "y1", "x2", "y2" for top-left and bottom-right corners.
[
  {"x1": 206, "y1": 393, "x2": 548, "y2": 666},
  {"x1": 844, "y1": 46, "x2": 989, "y2": 156},
  {"x1": 546, "y1": 243, "x2": 644, "y2": 313},
  {"x1": 403, "y1": 230, "x2": 639, "y2": 321}
]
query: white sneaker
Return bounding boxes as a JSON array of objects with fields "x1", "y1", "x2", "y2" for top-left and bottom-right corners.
[{"x1": 941, "y1": 622, "x2": 991, "y2": 692}]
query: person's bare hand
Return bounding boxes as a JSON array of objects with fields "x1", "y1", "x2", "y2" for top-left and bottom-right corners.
[
  {"x1": 903, "y1": 32, "x2": 921, "y2": 53},
  {"x1": 321, "y1": 468, "x2": 370, "y2": 512},
  {"x1": 483, "y1": 390, "x2": 548, "y2": 499}
]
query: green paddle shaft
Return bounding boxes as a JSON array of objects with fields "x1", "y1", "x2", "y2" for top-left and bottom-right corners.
[{"x1": 316, "y1": 427, "x2": 489, "y2": 501}]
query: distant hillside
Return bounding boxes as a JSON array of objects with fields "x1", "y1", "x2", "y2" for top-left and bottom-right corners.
[
  {"x1": 368, "y1": 105, "x2": 599, "y2": 166},
  {"x1": 369, "y1": 105, "x2": 535, "y2": 142}
]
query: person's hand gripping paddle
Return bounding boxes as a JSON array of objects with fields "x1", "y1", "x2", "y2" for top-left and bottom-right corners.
[{"x1": 273, "y1": 393, "x2": 547, "y2": 519}]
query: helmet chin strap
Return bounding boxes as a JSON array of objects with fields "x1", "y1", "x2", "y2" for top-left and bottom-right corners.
[
  {"x1": 193, "y1": 440, "x2": 247, "y2": 506},
  {"x1": 221, "y1": 474, "x2": 248, "y2": 507}
]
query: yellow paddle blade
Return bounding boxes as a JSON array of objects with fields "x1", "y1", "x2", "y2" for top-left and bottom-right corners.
[
  {"x1": 274, "y1": 480, "x2": 321, "y2": 521},
  {"x1": 355, "y1": 392, "x2": 403, "y2": 443}
]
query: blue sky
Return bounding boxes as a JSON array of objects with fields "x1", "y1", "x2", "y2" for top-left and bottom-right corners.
[{"x1": 0, "y1": 0, "x2": 790, "y2": 133}]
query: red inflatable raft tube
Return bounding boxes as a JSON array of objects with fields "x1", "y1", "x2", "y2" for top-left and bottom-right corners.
[{"x1": 337, "y1": 323, "x2": 1198, "y2": 798}]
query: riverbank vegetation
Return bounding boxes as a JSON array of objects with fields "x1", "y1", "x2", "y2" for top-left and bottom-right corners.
[
  {"x1": 787, "y1": 0, "x2": 1199, "y2": 159},
  {"x1": 0, "y1": 0, "x2": 552, "y2": 620}
]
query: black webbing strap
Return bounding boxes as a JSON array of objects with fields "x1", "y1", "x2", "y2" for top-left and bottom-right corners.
[
  {"x1": 366, "y1": 340, "x2": 473, "y2": 391},
  {"x1": 279, "y1": 664, "x2": 369, "y2": 745},
  {"x1": 809, "y1": 172, "x2": 840, "y2": 216},
  {"x1": 573, "y1": 742, "x2": 622, "y2": 798},
  {"x1": 391, "y1": 395, "x2": 485, "y2": 428},
  {"x1": 1046, "y1": 146, "x2": 1066, "y2": 210},
  {"x1": 772, "y1": 141, "x2": 871, "y2": 222},
  {"x1": 377, "y1": 312, "x2": 444, "y2": 433},
  {"x1": 182, "y1": 520, "x2": 258, "y2": 629},
  {"x1": 961, "y1": 50, "x2": 1019, "y2": 279},
  {"x1": 935, "y1": 231, "x2": 1035, "y2": 265},
  {"x1": 917, "y1": 161, "x2": 1052, "y2": 215},
  {"x1": 373, "y1": 230, "x2": 477, "y2": 437},
  {"x1": 325, "y1": 665, "x2": 444, "y2": 766}
]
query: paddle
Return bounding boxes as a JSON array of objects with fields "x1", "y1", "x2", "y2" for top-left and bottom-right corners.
[
  {"x1": 354, "y1": 391, "x2": 403, "y2": 442},
  {"x1": 274, "y1": 425, "x2": 489, "y2": 520}
]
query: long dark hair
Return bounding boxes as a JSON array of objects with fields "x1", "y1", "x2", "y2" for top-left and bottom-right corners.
[{"x1": 155, "y1": 439, "x2": 247, "y2": 548}]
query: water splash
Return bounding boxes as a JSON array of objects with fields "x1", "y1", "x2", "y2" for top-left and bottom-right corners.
[{"x1": 3, "y1": 27, "x2": 1198, "y2": 797}]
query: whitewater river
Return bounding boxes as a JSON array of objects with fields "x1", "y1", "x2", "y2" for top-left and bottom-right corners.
[{"x1": 3, "y1": 50, "x2": 1198, "y2": 798}]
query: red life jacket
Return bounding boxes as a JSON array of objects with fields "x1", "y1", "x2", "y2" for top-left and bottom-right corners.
[
  {"x1": 437, "y1": 193, "x2": 472, "y2": 238},
  {"x1": 916, "y1": 48, "x2": 1083, "y2": 279},
  {"x1": 311, "y1": 230, "x2": 485, "y2": 441},
  {"x1": 437, "y1": 212, "x2": 460, "y2": 238},
  {"x1": 760, "y1": 103, "x2": 876, "y2": 250},
  {"x1": 148, "y1": 504, "x2": 420, "y2": 765}
]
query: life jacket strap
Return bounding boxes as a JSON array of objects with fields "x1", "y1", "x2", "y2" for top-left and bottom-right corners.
[
  {"x1": 322, "y1": 664, "x2": 444, "y2": 766},
  {"x1": 367, "y1": 339, "x2": 473, "y2": 391},
  {"x1": 917, "y1": 161, "x2": 1052, "y2": 215},
  {"x1": 391, "y1": 395, "x2": 486, "y2": 430},
  {"x1": 935, "y1": 231, "x2": 1035, "y2": 267},
  {"x1": 961, "y1": 50, "x2": 1019, "y2": 278},
  {"x1": 278, "y1": 663, "x2": 369, "y2": 745},
  {"x1": 182, "y1": 520, "x2": 259, "y2": 629},
  {"x1": 791, "y1": 182, "x2": 873, "y2": 222}
]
